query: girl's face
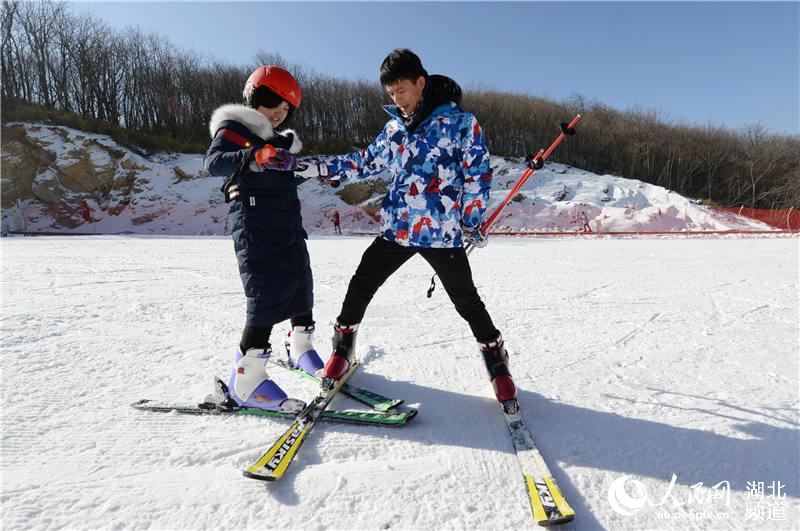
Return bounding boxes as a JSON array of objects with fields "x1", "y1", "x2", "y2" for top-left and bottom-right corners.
[{"x1": 257, "y1": 101, "x2": 291, "y2": 128}]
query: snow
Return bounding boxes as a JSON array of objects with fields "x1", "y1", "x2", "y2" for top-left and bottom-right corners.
[
  {"x1": 2, "y1": 235, "x2": 798, "y2": 529},
  {"x1": 3, "y1": 122, "x2": 778, "y2": 235}
]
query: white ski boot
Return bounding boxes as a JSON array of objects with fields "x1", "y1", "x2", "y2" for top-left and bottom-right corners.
[
  {"x1": 215, "y1": 347, "x2": 305, "y2": 413},
  {"x1": 284, "y1": 325, "x2": 325, "y2": 376}
]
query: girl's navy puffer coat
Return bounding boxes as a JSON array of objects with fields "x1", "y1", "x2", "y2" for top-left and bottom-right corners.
[{"x1": 204, "y1": 104, "x2": 312, "y2": 327}]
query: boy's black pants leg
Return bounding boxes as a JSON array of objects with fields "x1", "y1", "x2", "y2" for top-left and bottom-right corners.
[
  {"x1": 419, "y1": 247, "x2": 498, "y2": 343},
  {"x1": 337, "y1": 238, "x2": 416, "y2": 325},
  {"x1": 338, "y1": 237, "x2": 498, "y2": 343}
]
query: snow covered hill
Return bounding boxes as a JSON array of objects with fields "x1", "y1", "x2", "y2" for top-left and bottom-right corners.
[
  {"x1": 2, "y1": 235, "x2": 798, "y2": 529},
  {"x1": 1, "y1": 122, "x2": 776, "y2": 235}
]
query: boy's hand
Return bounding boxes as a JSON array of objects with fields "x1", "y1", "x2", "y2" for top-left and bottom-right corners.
[
  {"x1": 463, "y1": 226, "x2": 489, "y2": 248},
  {"x1": 294, "y1": 159, "x2": 329, "y2": 182},
  {"x1": 295, "y1": 160, "x2": 342, "y2": 187}
]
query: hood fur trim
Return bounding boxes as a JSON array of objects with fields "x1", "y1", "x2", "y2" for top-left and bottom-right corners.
[
  {"x1": 281, "y1": 129, "x2": 303, "y2": 154},
  {"x1": 209, "y1": 104, "x2": 303, "y2": 152},
  {"x1": 209, "y1": 104, "x2": 274, "y2": 140}
]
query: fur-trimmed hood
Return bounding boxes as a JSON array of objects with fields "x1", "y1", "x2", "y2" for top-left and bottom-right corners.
[{"x1": 208, "y1": 104, "x2": 302, "y2": 153}]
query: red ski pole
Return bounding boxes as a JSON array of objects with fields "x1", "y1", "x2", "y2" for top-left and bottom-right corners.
[
  {"x1": 427, "y1": 114, "x2": 582, "y2": 297},
  {"x1": 472, "y1": 113, "x2": 582, "y2": 253}
]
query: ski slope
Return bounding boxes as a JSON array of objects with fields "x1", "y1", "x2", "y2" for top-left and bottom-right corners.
[
  {"x1": 2, "y1": 235, "x2": 798, "y2": 530},
  {"x1": 3, "y1": 122, "x2": 776, "y2": 236}
]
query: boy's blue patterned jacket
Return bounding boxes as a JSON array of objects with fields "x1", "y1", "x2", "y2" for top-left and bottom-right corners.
[{"x1": 324, "y1": 76, "x2": 492, "y2": 248}]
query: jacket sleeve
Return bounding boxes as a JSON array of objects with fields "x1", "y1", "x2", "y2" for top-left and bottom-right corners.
[
  {"x1": 458, "y1": 113, "x2": 493, "y2": 230},
  {"x1": 324, "y1": 123, "x2": 392, "y2": 182},
  {"x1": 203, "y1": 131, "x2": 253, "y2": 178}
]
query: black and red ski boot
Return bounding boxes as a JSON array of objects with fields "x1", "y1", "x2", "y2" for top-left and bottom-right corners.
[
  {"x1": 322, "y1": 322, "x2": 359, "y2": 387},
  {"x1": 480, "y1": 333, "x2": 518, "y2": 407}
]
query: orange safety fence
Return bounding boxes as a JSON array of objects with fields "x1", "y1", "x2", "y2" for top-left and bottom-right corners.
[{"x1": 721, "y1": 207, "x2": 800, "y2": 231}]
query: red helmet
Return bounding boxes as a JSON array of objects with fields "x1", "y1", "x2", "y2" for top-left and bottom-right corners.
[{"x1": 243, "y1": 65, "x2": 302, "y2": 109}]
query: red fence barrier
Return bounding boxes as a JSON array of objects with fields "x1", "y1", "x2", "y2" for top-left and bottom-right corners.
[{"x1": 721, "y1": 207, "x2": 800, "y2": 231}]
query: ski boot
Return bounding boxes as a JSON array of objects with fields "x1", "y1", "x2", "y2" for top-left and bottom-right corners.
[
  {"x1": 322, "y1": 322, "x2": 359, "y2": 388},
  {"x1": 284, "y1": 325, "x2": 324, "y2": 376},
  {"x1": 480, "y1": 333, "x2": 518, "y2": 413},
  {"x1": 214, "y1": 347, "x2": 305, "y2": 413}
]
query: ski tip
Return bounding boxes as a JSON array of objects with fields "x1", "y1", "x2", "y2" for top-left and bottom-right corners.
[
  {"x1": 130, "y1": 399, "x2": 151, "y2": 408},
  {"x1": 526, "y1": 473, "x2": 575, "y2": 527},
  {"x1": 371, "y1": 400, "x2": 404, "y2": 413},
  {"x1": 537, "y1": 514, "x2": 575, "y2": 527},
  {"x1": 383, "y1": 399, "x2": 405, "y2": 411},
  {"x1": 379, "y1": 407, "x2": 418, "y2": 427},
  {"x1": 242, "y1": 470, "x2": 277, "y2": 482},
  {"x1": 380, "y1": 407, "x2": 418, "y2": 426}
]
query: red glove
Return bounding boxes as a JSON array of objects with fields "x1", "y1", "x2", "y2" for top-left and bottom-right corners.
[{"x1": 250, "y1": 145, "x2": 297, "y2": 172}]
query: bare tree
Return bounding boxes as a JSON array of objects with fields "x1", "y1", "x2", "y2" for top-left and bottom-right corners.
[
  {"x1": 734, "y1": 124, "x2": 788, "y2": 207},
  {"x1": 3, "y1": 0, "x2": 798, "y2": 209}
]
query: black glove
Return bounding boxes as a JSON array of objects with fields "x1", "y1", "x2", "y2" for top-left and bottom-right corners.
[{"x1": 463, "y1": 226, "x2": 489, "y2": 248}]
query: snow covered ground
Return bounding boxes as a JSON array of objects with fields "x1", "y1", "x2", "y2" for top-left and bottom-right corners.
[{"x1": 2, "y1": 235, "x2": 798, "y2": 530}]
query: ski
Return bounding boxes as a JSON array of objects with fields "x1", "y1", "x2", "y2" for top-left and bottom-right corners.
[
  {"x1": 131, "y1": 399, "x2": 416, "y2": 427},
  {"x1": 272, "y1": 357, "x2": 403, "y2": 411},
  {"x1": 502, "y1": 402, "x2": 575, "y2": 527},
  {"x1": 242, "y1": 359, "x2": 362, "y2": 481}
]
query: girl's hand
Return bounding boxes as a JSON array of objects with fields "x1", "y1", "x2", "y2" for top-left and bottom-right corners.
[{"x1": 249, "y1": 146, "x2": 297, "y2": 172}]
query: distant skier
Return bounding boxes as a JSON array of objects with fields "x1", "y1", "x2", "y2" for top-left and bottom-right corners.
[
  {"x1": 332, "y1": 209, "x2": 342, "y2": 234},
  {"x1": 81, "y1": 200, "x2": 92, "y2": 223},
  {"x1": 203, "y1": 65, "x2": 324, "y2": 412},
  {"x1": 298, "y1": 49, "x2": 517, "y2": 408},
  {"x1": 578, "y1": 211, "x2": 592, "y2": 232}
]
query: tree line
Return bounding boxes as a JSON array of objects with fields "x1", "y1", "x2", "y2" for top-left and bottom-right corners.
[{"x1": 2, "y1": 0, "x2": 798, "y2": 208}]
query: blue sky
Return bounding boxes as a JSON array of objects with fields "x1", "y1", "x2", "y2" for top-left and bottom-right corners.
[{"x1": 75, "y1": 1, "x2": 799, "y2": 134}]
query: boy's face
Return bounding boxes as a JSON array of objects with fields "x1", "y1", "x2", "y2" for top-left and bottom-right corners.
[
  {"x1": 257, "y1": 101, "x2": 291, "y2": 128},
  {"x1": 385, "y1": 76, "x2": 426, "y2": 118}
]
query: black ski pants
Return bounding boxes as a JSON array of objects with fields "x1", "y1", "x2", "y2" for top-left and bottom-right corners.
[
  {"x1": 240, "y1": 313, "x2": 314, "y2": 352},
  {"x1": 337, "y1": 237, "x2": 499, "y2": 343}
]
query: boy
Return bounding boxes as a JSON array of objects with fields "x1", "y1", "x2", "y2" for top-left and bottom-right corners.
[{"x1": 305, "y1": 49, "x2": 517, "y2": 409}]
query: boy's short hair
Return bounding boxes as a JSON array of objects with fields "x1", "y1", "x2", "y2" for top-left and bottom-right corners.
[{"x1": 379, "y1": 48, "x2": 428, "y2": 86}]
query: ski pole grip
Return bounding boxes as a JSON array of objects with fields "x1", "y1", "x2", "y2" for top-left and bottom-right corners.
[
  {"x1": 540, "y1": 114, "x2": 582, "y2": 161},
  {"x1": 480, "y1": 114, "x2": 581, "y2": 236}
]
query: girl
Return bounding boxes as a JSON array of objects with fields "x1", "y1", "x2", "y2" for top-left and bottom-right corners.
[{"x1": 204, "y1": 65, "x2": 323, "y2": 412}]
